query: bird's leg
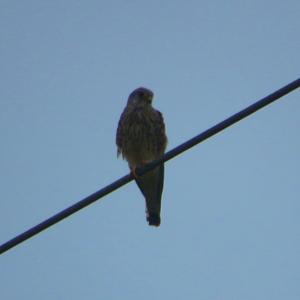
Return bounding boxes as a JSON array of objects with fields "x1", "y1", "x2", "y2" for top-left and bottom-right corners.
[
  {"x1": 131, "y1": 166, "x2": 139, "y2": 178},
  {"x1": 131, "y1": 160, "x2": 152, "y2": 178}
]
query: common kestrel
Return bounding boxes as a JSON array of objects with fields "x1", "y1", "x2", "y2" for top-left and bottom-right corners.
[{"x1": 116, "y1": 87, "x2": 167, "y2": 226}]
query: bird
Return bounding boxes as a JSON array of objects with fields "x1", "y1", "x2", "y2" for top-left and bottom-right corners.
[{"x1": 116, "y1": 87, "x2": 167, "y2": 226}]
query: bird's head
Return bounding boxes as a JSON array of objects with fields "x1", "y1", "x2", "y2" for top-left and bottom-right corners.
[{"x1": 127, "y1": 87, "x2": 154, "y2": 107}]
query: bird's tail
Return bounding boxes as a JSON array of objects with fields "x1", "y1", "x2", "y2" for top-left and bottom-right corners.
[
  {"x1": 135, "y1": 164, "x2": 164, "y2": 227},
  {"x1": 147, "y1": 212, "x2": 161, "y2": 226}
]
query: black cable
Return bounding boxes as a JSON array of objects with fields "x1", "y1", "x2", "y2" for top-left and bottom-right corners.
[{"x1": 1, "y1": 78, "x2": 299, "y2": 255}]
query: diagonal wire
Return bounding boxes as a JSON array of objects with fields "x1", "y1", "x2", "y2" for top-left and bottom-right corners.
[{"x1": 1, "y1": 78, "x2": 299, "y2": 255}]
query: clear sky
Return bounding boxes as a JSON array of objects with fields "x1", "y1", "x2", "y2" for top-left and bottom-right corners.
[{"x1": 1, "y1": 1, "x2": 299, "y2": 299}]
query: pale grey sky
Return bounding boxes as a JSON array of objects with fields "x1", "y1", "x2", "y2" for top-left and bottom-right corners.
[{"x1": 1, "y1": 1, "x2": 299, "y2": 299}]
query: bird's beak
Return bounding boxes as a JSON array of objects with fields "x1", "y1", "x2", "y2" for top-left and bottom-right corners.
[{"x1": 147, "y1": 94, "x2": 153, "y2": 103}]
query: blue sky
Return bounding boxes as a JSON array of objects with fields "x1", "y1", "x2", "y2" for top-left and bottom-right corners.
[{"x1": 0, "y1": 1, "x2": 299, "y2": 299}]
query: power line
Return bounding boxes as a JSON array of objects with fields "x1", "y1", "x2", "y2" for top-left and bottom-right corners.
[{"x1": 1, "y1": 78, "x2": 299, "y2": 255}]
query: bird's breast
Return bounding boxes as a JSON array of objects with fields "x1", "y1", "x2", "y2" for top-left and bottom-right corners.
[{"x1": 122, "y1": 109, "x2": 159, "y2": 166}]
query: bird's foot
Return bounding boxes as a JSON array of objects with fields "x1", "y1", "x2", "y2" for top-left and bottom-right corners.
[
  {"x1": 131, "y1": 161, "x2": 151, "y2": 178},
  {"x1": 131, "y1": 167, "x2": 139, "y2": 178}
]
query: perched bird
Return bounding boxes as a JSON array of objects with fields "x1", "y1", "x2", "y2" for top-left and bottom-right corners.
[{"x1": 116, "y1": 87, "x2": 167, "y2": 226}]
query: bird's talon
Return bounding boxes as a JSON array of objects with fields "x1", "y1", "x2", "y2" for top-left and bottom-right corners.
[{"x1": 131, "y1": 167, "x2": 139, "y2": 178}]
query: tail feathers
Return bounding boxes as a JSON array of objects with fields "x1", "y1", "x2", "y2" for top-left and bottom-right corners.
[
  {"x1": 147, "y1": 212, "x2": 161, "y2": 227},
  {"x1": 135, "y1": 164, "x2": 164, "y2": 228}
]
